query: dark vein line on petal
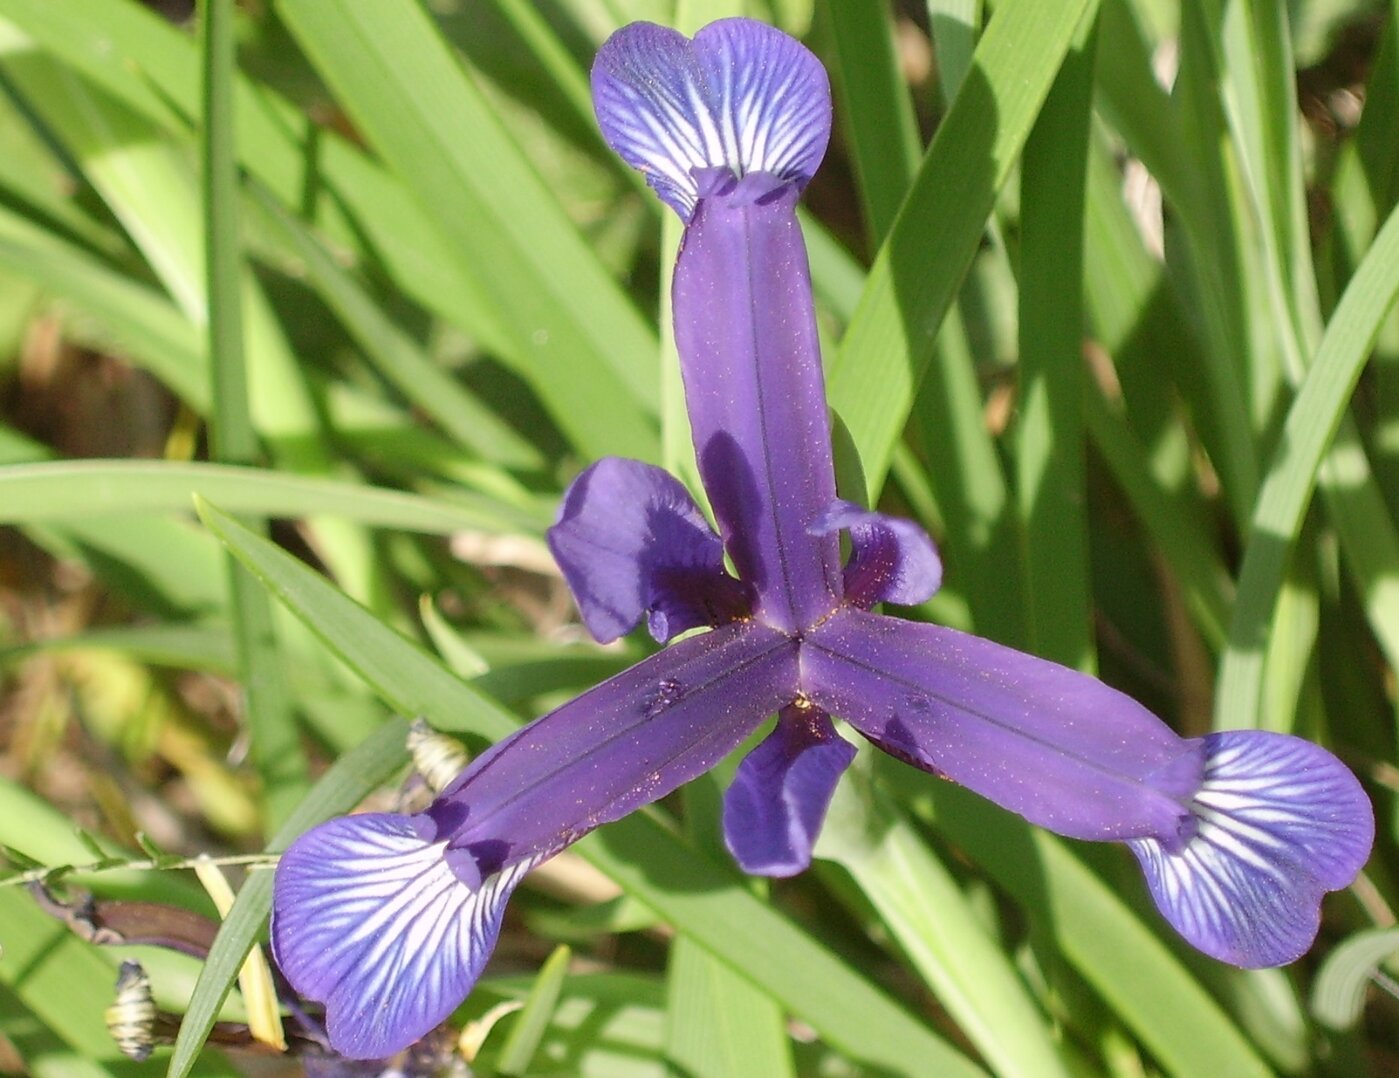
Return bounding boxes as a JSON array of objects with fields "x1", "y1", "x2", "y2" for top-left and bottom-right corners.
[
  {"x1": 740, "y1": 206, "x2": 801, "y2": 624},
  {"x1": 460, "y1": 632, "x2": 797, "y2": 832},
  {"x1": 803, "y1": 634, "x2": 1188, "y2": 793}
]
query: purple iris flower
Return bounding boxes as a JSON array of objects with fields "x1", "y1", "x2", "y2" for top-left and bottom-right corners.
[{"x1": 272, "y1": 18, "x2": 1374, "y2": 1060}]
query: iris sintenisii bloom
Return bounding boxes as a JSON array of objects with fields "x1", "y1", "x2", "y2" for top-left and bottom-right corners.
[{"x1": 272, "y1": 18, "x2": 1375, "y2": 1060}]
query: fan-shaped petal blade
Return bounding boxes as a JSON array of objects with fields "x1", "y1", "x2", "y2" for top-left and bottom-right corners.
[
  {"x1": 272, "y1": 813, "x2": 535, "y2": 1059},
  {"x1": 1128, "y1": 730, "x2": 1373, "y2": 967},
  {"x1": 592, "y1": 19, "x2": 830, "y2": 218}
]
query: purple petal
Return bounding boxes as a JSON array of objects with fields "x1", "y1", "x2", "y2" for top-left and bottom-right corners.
[
  {"x1": 430, "y1": 620, "x2": 800, "y2": 869},
  {"x1": 592, "y1": 18, "x2": 831, "y2": 218},
  {"x1": 800, "y1": 608, "x2": 1203, "y2": 843},
  {"x1": 811, "y1": 500, "x2": 942, "y2": 608},
  {"x1": 272, "y1": 813, "x2": 536, "y2": 1059},
  {"x1": 723, "y1": 704, "x2": 856, "y2": 876},
  {"x1": 673, "y1": 173, "x2": 842, "y2": 632},
  {"x1": 547, "y1": 456, "x2": 750, "y2": 643},
  {"x1": 1128, "y1": 730, "x2": 1373, "y2": 967}
]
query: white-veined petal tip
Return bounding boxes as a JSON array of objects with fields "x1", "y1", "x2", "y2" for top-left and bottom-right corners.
[
  {"x1": 272, "y1": 813, "x2": 534, "y2": 1059},
  {"x1": 1129, "y1": 730, "x2": 1373, "y2": 968},
  {"x1": 592, "y1": 17, "x2": 830, "y2": 217}
]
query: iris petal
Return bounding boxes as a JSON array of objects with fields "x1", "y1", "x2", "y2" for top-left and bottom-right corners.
[
  {"x1": 431, "y1": 621, "x2": 801, "y2": 868},
  {"x1": 276, "y1": 626, "x2": 798, "y2": 1061},
  {"x1": 673, "y1": 175, "x2": 843, "y2": 631},
  {"x1": 801, "y1": 608, "x2": 1203, "y2": 843},
  {"x1": 1128, "y1": 730, "x2": 1373, "y2": 967},
  {"x1": 272, "y1": 813, "x2": 536, "y2": 1059},
  {"x1": 811, "y1": 500, "x2": 942, "y2": 608},
  {"x1": 724, "y1": 705, "x2": 856, "y2": 876},
  {"x1": 591, "y1": 18, "x2": 830, "y2": 219},
  {"x1": 548, "y1": 456, "x2": 749, "y2": 643}
]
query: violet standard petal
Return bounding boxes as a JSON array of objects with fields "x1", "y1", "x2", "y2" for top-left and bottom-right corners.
[
  {"x1": 272, "y1": 813, "x2": 537, "y2": 1060},
  {"x1": 594, "y1": 17, "x2": 841, "y2": 632},
  {"x1": 1128, "y1": 730, "x2": 1373, "y2": 967},
  {"x1": 591, "y1": 18, "x2": 831, "y2": 219},
  {"x1": 811, "y1": 500, "x2": 942, "y2": 608},
  {"x1": 723, "y1": 704, "x2": 856, "y2": 876},
  {"x1": 673, "y1": 174, "x2": 843, "y2": 631},
  {"x1": 800, "y1": 608, "x2": 1204, "y2": 844},
  {"x1": 548, "y1": 456, "x2": 749, "y2": 643}
]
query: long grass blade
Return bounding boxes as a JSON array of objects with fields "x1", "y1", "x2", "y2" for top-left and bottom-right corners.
[
  {"x1": 1218, "y1": 205, "x2": 1399, "y2": 735},
  {"x1": 826, "y1": 0, "x2": 1099, "y2": 495},
  {"x1": 1015, "y1": 13, "x2": 1096, "y2": 669},
  {"x1": 202, "y1": 0, "x2": 307, "y2": 831},
  {"x1": 248, "y1": 184, "x2": 543, "y2": 471},
  {"x1": 821, "y1": 764, "x2": 1070, "y2": 1078},
  {"x1": 274, "y1": 0, "x2": 660, "y2": 462},
  {"x1": 0, "y1": 0, "x2": 516, "y2": 361},
  {"x1": 821, "y1": 0, "x2": 921, "y2": 246},
  {"x1": 0, "y1": 461, "x2": 542, "y2": 533},
  {"x1": 912, "y1": 774, "x2": 1272, "y2": 1077}
]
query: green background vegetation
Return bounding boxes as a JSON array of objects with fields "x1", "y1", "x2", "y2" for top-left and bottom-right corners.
[{"x1": 0, "y1": 0, "x2": 1396, "y2": 1074}]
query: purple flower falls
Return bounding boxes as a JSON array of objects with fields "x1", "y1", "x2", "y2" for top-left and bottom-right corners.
[
  {"x1": 274, "y1": 621, "x2": 798, "y2": 1054},
  {"x1": 271, "y1": 17, "x2": 1374, "y2": 1058},
  {"x1": 673, "y1": 169, "x2": 843, "y2": 631}
]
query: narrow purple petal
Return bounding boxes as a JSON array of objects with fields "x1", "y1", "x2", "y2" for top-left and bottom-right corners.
[
  {"x1": 800, "y1": 608, "x2": 1203, "y2": 843},
  {"x1": 723, "y1": 704, "x2": 856, "y2": 876},
  {"x1": 592, "y1": 18, "x2": 831, "y2": 218},
  {"x1": 547, "y1": 456, "x2": 750, "y2": 643},
  {"x1": 673, "y1": 173, "x2": 842, "y2": 632},
  {"x1": 811, "y1": 500, "x2": 942, "y2": 608},
  {"x1": 430, "y1": 620, "x2": 800, "y2": 870},
  {"x1": 272, "y1": 813, "x2": 536, "y2": 1059},
  {"x1": 1128, "y1": 731, "x2": 1373, "y2": 967}
]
